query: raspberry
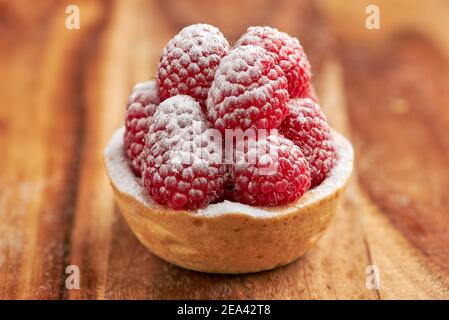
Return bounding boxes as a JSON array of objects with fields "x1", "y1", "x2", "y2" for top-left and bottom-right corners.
[
  {"x1": 207, "y1": 45, "x2": 289, "y2": 132},
  {"x1": 235, "y1": 26, "x2": 311, "y2": 98},
  {"x1": 301, "y1": 82, "x2": 318, "y2": 102},
  {"x1": 141, "y1": 95, "x2": 226, "y2": 210},
  {"x1": 156, "y1": 24, "x2": 230, "y2": 108},
  {"x1": 229, "y1": 133, "x2": 311, "y2": 206},
  {"x1": 124, "y1": 81, "x2": 159, "y2": 177},
  {"x1": 279, "y1": 98, "x2": 336, "y2": 187}
]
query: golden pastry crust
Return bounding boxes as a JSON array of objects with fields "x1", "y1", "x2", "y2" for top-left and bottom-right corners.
[{"x1": 104, "y1": 128, "x2": 353, "y2": 273}]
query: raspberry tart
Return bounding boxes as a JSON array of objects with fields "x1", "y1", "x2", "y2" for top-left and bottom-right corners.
[{"x1": 104, "y1": 24, "x2": 353, "y2": 273}]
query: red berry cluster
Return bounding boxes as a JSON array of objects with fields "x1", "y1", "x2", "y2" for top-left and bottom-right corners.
[{"x1": 124, "y1": 24, "x2": 336, "y2": 210}]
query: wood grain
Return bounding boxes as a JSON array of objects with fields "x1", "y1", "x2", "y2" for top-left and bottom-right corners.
[{"x1": 0, "y1": 0, "x2": 449, "y2": 299}]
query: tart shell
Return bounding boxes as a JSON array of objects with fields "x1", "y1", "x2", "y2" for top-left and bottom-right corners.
[{"x1": 104, "y1": 127, "x2": 353, "y2": 274}]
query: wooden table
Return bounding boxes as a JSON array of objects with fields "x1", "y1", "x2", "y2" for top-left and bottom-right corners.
[{"x1": 1, "y1": 0, "x2": 449, "y2": 299}]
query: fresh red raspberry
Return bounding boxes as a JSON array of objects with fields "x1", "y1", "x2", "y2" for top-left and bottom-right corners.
[
  {"x1": 207, "y1": 45, "x2": 289, "y2": 132},
  {"x1": 279, "y1": 98, "x2": 336, "y2": 187},
  {"x1": 301, "y1": 82, "x2": 318, "y2": 102},
  {"x1": 156, "y1": 24, "x2": 230, "y2": 108},
  {"x1": 229, "y1": 133, "x2": 311, "y2": 206},
  {"x1": 141, "y1": 95, "x2": 226, "y2": 210},
  {"x1": 235, "y1": 26, "x2": 311, "y2": 98},
  {"x1": 124, "y1": 81, "x2": 159, "y2": 177}
]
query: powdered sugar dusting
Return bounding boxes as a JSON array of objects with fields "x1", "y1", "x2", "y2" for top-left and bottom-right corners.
[
  {"x1": 207, "y1": 45, "x2": 289, "y2": 131},
  {"x1": 280, "y1": 98, "x2": 336, "y2": 187},
  {"x1": 130, "y1": 80, "x2": 158, "y2": 99},
  {"x1": 230, "y1": 133, "x2": 311, "y2": 206},
  {"x1": 157, "y1": 24, "x2": 230, "y2": 107},
  {"x1": 105, "y1": 128, "x2": 152, "y2": 205},
  {"x1": 104, "y1": 127, "x2": 353, "y2": 218},
  {"x1": 124, "y1": 80, "x2": 159, "y2": 176},
  {"x1": 146, "y1": 95, "x2": 223, "y2": 169},
  {"x1": 141, "y1": 95, "x2": 226, "y2": 210},
  {"x1": 235, "y1": 26, "x2": 312, "y2": 98}
]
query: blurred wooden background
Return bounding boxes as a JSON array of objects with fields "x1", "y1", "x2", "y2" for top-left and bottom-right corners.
[{"x1": 1, "y1": 0, "x2": 449, "y2": 299}]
